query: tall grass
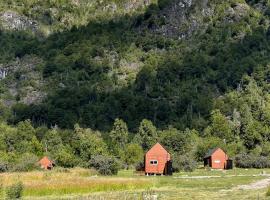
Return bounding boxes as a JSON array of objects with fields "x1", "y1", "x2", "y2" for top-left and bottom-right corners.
[
  {"x1": 0, "y1": 168, "x2": 152, "y2": 197},
  {"x1": 266, "y1": 187, "x2": 270, "y2": 197}
]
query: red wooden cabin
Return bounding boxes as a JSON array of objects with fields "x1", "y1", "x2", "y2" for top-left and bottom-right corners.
[
  {"x1": 204, "y1": 148, "x2": 233, "y2": 170},
  {"x1": 38, "y1": 156, "x2": 54, "y2": 170},
  {"x1": 145, "y1": 143, "x2": 172, "y2": 175}
]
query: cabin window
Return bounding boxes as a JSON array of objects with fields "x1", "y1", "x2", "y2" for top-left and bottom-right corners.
[{"x1": 150, "y1": 160, "x2": 158, "y2": 165}]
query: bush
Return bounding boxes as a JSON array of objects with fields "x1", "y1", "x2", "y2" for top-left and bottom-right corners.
[
  {"x1": 235, "y1": 153, "x2": 270, "y2": 168},
  {"x1": 0, "y1": 160, "x2": 9, "y2": 172},
  {"x1": 235, "y1": 153, "x2": 254, "y2": 168},
  {"x1": 89, "y1": 155, "x2": 120, "y2": 175},
  {"x1": 6, "y1": 182, "x2": 23, "y2": 199},
  {"x1": 253, "y1": 156, "x2": 270, "y2": 168},
  {"x1": 54, "y1": 146, "x2": 77, "y2": 168},
  {"x1": 173, "y1": 154, "x2": 197, "y2": 172},
  {"x1": 135, "y1": 161, "x2": 145, "y2": 171},
  {"x1": 12, "y1": 153, "x2": 38, "y2": 172}
]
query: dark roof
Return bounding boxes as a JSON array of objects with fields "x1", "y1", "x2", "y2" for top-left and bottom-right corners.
[{"x1": 204, "y1": 147, "x2": 220, "y2": 158}]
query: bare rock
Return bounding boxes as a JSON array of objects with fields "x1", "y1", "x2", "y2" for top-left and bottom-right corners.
[
  {"x1": 0, "y1": 56, "x2": 46, "y2": 106},
  {"x1": 0, "y1": 11, "x2": 39, "y2": 32},
  {"x1": 224, "y1": 3, "x2": 250, "y2": 23}
]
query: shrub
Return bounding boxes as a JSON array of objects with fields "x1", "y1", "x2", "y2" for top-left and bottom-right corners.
[
  {"x1": 235, "y1": 153, "x2": 270, "y2": 168},
  {"x1": 135, "y1": 161, "x2": 145, "y2": 171},
  {"x1": 12, "y1": 153, "x2": 38, "y2": 172},
  {"x1": 89, "y1": 155, "x2": 120, "y2": 175},
  {"x1": 253, "y1": 156, "x2": 270, "y2": 168},
  {"x1": 173, "y1": 154, "x2": 197, "y2": 172},
  {"x1": 6, "y1": 182, "x2": 23, "y2": 199},
  {"x1": 0, "y1": 159, "x2": 9, "y2": 172},
  {"x1": 123, "y1": 143, "x2": 144, "y2": 167},
  {"x1": 54, "y1": 145, "x2": 77, "y2": 168},
  {"x1": 235, "y1": 153, "x2": 254, "y2": 168}
]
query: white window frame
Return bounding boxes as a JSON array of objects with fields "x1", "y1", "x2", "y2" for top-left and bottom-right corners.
[{"x1": 150, "y1": 160, "x2": 158, "y2": 165}]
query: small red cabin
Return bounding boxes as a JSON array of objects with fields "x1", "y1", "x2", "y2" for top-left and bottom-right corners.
[
  {"x1": 204, "y1": 148, "x2": 233, "y2": 170},
  {"x1": 38, "y1": 156, "x2": 54, "y2": 170},
  {"x1": 145, "y1": 143, "x2": 172, "y2": 175}
]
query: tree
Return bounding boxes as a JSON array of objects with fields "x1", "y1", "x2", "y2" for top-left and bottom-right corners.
[
  {"x1": 53, "y1": 145, "x2": 77, "y2": 168},
  {"x1": 135, "y1": 119, "x2": 158, "y2": 150},
  {"x1": 42, "y1": 128, "x2": 63, "y2": 153},
  {"x1": 109, "y1": 118, "x2": 129, "y2": 149},
  {"x1": 160, "y1": 128, "x2": 199, "y2": 154},
  {"x1": 123, "y1": 143, "x2": 144, "y2": 167},
  {"x1": 204, "y1": 110, "x2": 233, "y2": 142},
  {"x1": 78, "y1": 129, "x2": 108, "y2": 162}
]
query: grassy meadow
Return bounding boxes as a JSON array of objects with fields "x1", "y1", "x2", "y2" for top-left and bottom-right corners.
[{"x1": 0, "y1": 168, "x2": 269, "y2": 199}]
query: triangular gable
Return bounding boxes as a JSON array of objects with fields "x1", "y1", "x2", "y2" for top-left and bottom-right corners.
[
  {"x1": 146, "y1": 143, "x2": 169, "y2": 155},
  {"x1": 39, "y1": 156, "x2": 53, "y2": 165},
  {"x1": 204, "y1": 147, "x2": 222, "y2": 158}
]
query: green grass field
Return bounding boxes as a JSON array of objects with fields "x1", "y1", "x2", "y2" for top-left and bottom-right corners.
[{"x1": 0, "y1": 168, "x2": 270, "y2": 199}]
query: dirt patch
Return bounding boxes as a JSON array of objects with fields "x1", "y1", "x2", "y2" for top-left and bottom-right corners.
[{"x1": 234, "y1": 178, "x2": 270, "y2": 190}]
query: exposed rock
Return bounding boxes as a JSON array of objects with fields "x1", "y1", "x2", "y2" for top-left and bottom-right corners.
[
  {"x1": 0, "y1": 56, "x2": 46, "y2": 106},
  {"x1": 103, "y1": 0, "x2": 151, "y2": 12},
  {"x1": 140, "y1": 0, "x2": 213, "y2": 39},
  {"x1": 0, "y1": 11, "x2": 39, "y2": 32},
  {"x1": 124, "y1": 0, "x2": 151, "y2": 11},
  {"x1": 224, "y1": 3, "x2": 250, "y2": 23}
]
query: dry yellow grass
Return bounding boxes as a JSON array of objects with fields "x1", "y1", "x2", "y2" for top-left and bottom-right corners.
[{"x1": 0, "y1": 168, "x2": 152, "y2": 198}]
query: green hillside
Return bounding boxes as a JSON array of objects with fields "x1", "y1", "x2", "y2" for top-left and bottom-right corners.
[{"x1": 0, "y1": 0, "x2": 270, "y2": 171}]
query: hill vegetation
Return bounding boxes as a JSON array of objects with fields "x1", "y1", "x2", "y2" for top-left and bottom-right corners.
[{"x1": 0, "y1": 0, "x2": 270, "y2": 171}]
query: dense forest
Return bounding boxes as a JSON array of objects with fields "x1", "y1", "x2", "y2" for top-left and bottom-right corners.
[{"x1": 0, "y1": 0, "x2": 270, "y2": 173}]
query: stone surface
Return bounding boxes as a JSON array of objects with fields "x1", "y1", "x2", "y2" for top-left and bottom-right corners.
[{"x1": 0, "y1": 11, "x2": 39, "y2": 32}]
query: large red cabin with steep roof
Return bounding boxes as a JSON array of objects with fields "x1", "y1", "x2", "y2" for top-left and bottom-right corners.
[{"x1": 145, "y1": 143, "x2": 172, "y2": 175}]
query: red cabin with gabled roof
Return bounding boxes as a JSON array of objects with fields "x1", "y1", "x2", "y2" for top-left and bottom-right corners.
[
  {"x1": 204, "y1": 148, "x2": 233, "y2": 170},
  {"x1": 145, "y1": 143, "x2": 172, "y2": 175},
  {"x1": 38, "y1": 156, "x2": 54, "y2": 170}
]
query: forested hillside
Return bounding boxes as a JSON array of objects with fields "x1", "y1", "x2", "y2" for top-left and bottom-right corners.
[{"x1": 0, "y1": 0, "x2": 270, "y2": 171}]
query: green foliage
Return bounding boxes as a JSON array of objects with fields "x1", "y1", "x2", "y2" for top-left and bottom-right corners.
[
  {"x1": 78, "y1": 129, "x2": 108, "y2": 162},
  {"x1": 123, "y1": 143, "x2": 144, "y2": 167},
  {"x1": 89, "y1": 155, "x2": 120, "y2": 175},
  {"x1": 204, "y1": 110, "x2": 234, "y2": 142},
  {"x1": 6, "y1": 182, "x2": 23, "y2": 200},
  {"x1": 53, "y1": 145, "x2": 77, "y2": 168},
  {"x1": 109, "y1": 118, "x2": 129, "y2": 150},
  {"x1": 172, "y1": 154, "x2": 197, "y2": 172},
  {"x1": 12, "y1": 153, "x2": 38, "y2": 172},
  {"x1": 160, "y1": 128, "x2": 199, "y2": 154},
  {"x1": 134, "y1": 119, "x2": 158, "y2": 150},
  {"x1": 235, "y1": 153, "x2": 270, "y2": 168}
]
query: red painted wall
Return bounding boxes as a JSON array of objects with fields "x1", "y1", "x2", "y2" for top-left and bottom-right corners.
[
  {"x1": 145, "y1": 143, "x2": 170, "y2": 174},
  {"x1": 39, "y1": 156, "x2": 53, "y2": 170},
  {"x1": 210, "y1": 148, "x2": 228, "y2": 169}
]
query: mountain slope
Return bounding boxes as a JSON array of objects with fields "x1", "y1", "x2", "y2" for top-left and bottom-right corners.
[{"x1": 0, "y1": 0, "x2": 269, "y2": 132}]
